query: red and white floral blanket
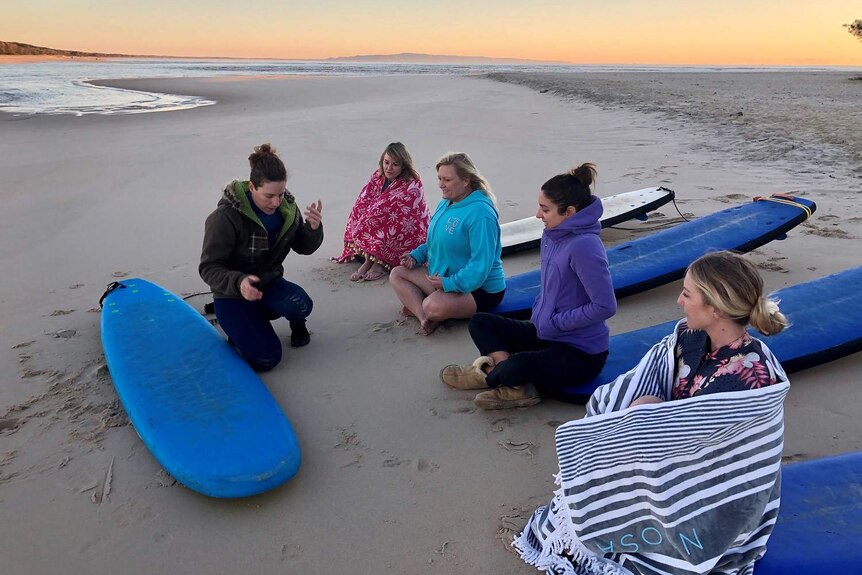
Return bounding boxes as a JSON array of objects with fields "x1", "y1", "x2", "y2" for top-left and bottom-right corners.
[{"x1": 332, "y1": 170, "x2": 428, "y2": 269}]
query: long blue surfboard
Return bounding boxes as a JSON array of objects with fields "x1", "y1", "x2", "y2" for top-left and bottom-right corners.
[
  {"x1": 100, "y1": 279, "x2": 301, "y2": 498},
  {"x1": 492, "y1": 194, "x2": 816, "y2": 317},
  {"x1": 754, "y1": 451, "x2": 862, "y2": 573},
  {"x1": 543, "y1": 266, "x2": 862, "y2": 403}
]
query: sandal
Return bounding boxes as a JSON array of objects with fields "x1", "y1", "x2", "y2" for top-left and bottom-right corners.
[
  {"x1": 362, "y1": 265, "x2": 388, "y2": 282},
  {"x1": 351, "y1": 261, "x2": 372, "y2": 282}
]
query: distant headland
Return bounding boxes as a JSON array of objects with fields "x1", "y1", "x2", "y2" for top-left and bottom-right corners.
[
  {"x1": 325, "y1": 52, "x2": 565, "y2": 65},
  {"x1": 0, "y1": 41, "x2": 130, "y2": 58},
  {"x1": 1, "y1": 42, "x2": 562, "y2": 64}
]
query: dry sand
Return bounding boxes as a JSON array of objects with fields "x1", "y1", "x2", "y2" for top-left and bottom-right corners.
[{"x1": 1, "y1": 72, "x2": 860, "y2": 574}]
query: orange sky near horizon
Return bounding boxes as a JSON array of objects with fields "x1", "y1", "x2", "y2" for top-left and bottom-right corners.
[{"x1": 3, "y1": 0, "x2": 861, "y2": 66}]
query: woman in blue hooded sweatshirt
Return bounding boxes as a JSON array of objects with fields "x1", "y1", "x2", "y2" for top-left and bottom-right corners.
[
  {"x1": 390, "y1": 152, "x2": 505, "y2": 335},
  {"x1": 439, "y1": 163, "x2": 616, "y2": 409}
]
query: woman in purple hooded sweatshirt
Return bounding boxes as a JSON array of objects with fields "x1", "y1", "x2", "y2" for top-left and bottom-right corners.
[{"x1": 439, "y1": 163, "x2": 617, "y2": 410}]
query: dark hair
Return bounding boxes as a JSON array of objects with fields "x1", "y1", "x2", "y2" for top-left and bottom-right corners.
[
  {"x1": 248, "y1": 143, "x2": 287, "y2": 187},
  {"x1": 541, "y1": 162, "x2": 597, "y2": 214},
  {"x1": 687, "y1": 251, "x2": 788, "y2": 335},
  {"x1": 379, "y1": 142, "x2": 421, "y2": 181}
]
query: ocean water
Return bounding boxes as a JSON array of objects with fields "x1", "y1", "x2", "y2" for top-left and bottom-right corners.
[{"x1": 0, "y1": 58, "x2": 857, "y2": 117}]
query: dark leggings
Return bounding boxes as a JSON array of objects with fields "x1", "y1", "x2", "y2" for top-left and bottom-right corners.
[
  {"x1": 214, "y1": 278, "x2": 312, "y2": 371},
  {"x1": 468, "y1": 312, "x2": 608, "y2": 396}
]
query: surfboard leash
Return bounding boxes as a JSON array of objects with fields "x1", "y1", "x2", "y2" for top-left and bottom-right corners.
[
  {"x1": 607, "y1": 194, "x2": 692, "y2": 231},
  {"x1": 753, "y1": 194, "x2": 813, "y2": 219},
  {"x1": 98, "y1": 281, "x2": 126, "y2": 309}
]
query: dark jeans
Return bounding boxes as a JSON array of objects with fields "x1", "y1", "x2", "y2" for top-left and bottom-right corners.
[
  {"x1": 214, "y1": 278, "x2": 312, "y2": 371},
  {"x1": 468, "y1": 312, "x2": 608, "y2": 395}
]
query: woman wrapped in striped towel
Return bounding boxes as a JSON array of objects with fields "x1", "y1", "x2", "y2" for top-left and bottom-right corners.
[{"x1": 515, "y1": 251, "x2": 790, "y2": 575}]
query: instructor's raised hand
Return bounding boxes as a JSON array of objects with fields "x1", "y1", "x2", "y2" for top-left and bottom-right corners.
[{"x1": 305, "y1": 199, "x2": 323, "y2": 230}]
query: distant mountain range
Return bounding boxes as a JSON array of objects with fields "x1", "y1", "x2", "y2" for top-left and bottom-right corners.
[
  {"x1": 0, "y1": 41, "x2": 128, "y2": 57},
  {"x1": 326, "y1": 52, "x2": 564, "y2": 64},
  {"x1": 1, "y1": 42, "x2": 561, "y2": 64}
]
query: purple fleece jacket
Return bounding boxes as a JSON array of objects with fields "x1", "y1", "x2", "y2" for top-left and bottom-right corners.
[{"x1": 530, "y1": 196, "x2": 617, "y2": 353}]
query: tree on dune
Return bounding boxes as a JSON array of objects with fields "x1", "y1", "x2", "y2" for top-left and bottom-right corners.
[{"x1": 845, "y1": 19, "x2": 862, "y2": 41}]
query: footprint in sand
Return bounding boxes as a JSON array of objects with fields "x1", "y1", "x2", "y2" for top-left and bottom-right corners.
[
  {"x1": 451, "y1": 406, "x2": 476, "y2": 415},
  {"x1": 0, "y1": 418, "x2": 21, "y2": 433},
  {"x1": 51, "y1": 329, "x2": 77, "y2": 339},
  {"x1": 281, "y1": 543, "x2": 303, "y2": 561},
  {"x1": 333, "y1": 424, "x2": 369, "y2": 469},
  {"x1": 755, "y1": 260, "x2": 789, "y2": 273},
  {"x1": 370, "y1": 320, "x2": 405, "y2": 333},
  {"x1": 802, "y1": 223, "x2": 855, "y2": 239},
  {"x1": 490, "y1": 417, "x2": 512, "y2": 432},
  {"x1": 716, "y1": 193, "x2": 748, "y2": 204},
  {"x1": 498, "y1": 439, "x2": 538, "y2": 457},
  {"x1": 411, "y1": 458, "x2": 438, "y2": 473},
  {"x1": 49, "y1": 309, "x2": 75, "y2": 316}
]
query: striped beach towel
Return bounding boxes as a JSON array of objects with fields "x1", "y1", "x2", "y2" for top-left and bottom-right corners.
[{"x1": 515, "y1": 321, "x2": 789, "y2": 575}]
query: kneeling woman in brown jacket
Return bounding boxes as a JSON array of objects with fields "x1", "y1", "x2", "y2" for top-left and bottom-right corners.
[{"x1": 200, "y1": 143, "x2": 323, "y2": 371}]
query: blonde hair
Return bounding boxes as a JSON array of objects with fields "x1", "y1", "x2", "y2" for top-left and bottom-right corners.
[
  {"x1": 436, "y1": 152, "x2": 496, "y2": 205},
  {"x1": 687, "y1": 251, "x2": 789, "y2": 335}
]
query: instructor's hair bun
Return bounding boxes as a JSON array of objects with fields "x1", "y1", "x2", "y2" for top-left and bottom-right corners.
[{"x1": 248, "y1": 142, "x2": 287, "y2": 186}]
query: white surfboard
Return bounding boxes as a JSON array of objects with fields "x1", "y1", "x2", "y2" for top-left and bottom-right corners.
[{"x1": 501, "y1": 186, "x2": 675, "y2": 255}]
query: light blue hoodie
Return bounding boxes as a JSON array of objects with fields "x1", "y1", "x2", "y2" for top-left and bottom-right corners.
[{"x1": 410, "y1": 191, "x2": 505, "y2": 294}]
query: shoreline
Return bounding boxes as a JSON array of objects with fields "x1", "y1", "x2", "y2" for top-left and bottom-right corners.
[{"x1": 1, "y1": 73, "x2": 860, "y2": 574}]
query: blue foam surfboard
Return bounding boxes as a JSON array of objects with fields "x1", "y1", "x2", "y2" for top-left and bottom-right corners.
[
  {"x1": 100, "y1": 279, "x2": 301, "y2": 498},
  {"x1": 755, "y1": 451, "x2": 862, "y2": 574},
  {"x1": 492, "y1": 194, "x2": 816, "y2": 317},
  {"x1": 543, "y1": 266, "x2": 862, "y2": 402}
]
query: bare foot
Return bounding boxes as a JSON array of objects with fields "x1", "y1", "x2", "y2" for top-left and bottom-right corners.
[
  {"x1": 401, "y1": 306, "x2": 416, "y2": 318},
  {"x1": 419, "y1": 318, "x2": 440, "y2": 335}
]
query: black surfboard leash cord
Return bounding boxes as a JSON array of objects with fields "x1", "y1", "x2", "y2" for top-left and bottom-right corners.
[
  {"x1": 98, "y1": 281, "x2": 126, "y2": 309},
  {"x1": 606, "y1": 193, "x2": 692, "y2": 232}
]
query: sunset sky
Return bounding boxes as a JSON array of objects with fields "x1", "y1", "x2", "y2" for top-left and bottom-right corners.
[{"x1": 3, "y1": 0, "x2": 861, "y2": 65}]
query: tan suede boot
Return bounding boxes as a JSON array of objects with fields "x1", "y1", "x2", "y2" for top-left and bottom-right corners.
[
  {"x1": 473, "y1": 384, "x2": 541, "y2": 410},
  {"x1": 439, "y1": 356, "x2": 495, "y2": 390}
]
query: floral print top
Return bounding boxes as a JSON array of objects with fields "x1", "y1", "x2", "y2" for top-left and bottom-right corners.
[{"x1": 671, "y1": 328, "x2": 778, "y2": 400}]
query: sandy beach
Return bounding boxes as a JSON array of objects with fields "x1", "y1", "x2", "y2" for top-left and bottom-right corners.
[{"x1": 1, "y1": 71, "x2": 860, "y2": 574}]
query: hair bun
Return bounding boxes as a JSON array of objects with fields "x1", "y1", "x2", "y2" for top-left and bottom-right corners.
[
  {"x1": 255, "y1": 143, "x2": 275, "y2": 156},
  {"x1": 763, "y1": 298, "x2": 780, "y2": 317},
  {"x1": 571, "y1": 162, "x2": 597, "y2": 187}
]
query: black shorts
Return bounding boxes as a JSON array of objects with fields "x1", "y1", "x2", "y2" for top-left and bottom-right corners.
[{"x1": 471, "y1": 288, "x2": 505, "y2": 312}]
